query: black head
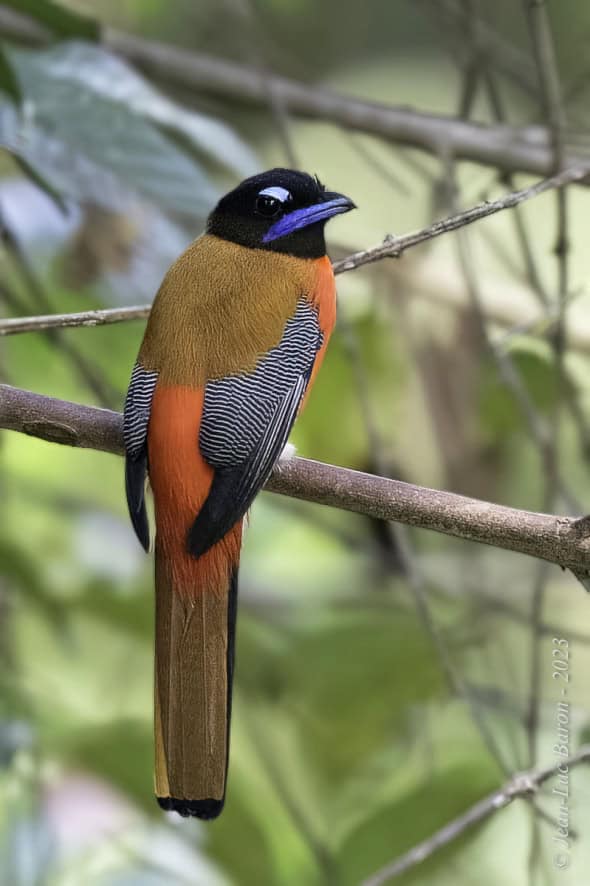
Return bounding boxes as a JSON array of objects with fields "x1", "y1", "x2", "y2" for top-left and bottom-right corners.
[{"x1": 206, "y1": 168, "x2": 355, "y2": 259}]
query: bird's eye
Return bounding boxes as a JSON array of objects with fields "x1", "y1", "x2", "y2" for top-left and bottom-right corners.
[
  {"x1": 255, "y1": 186, "x2": 292, "y2": 218},
  {"x1": 255, "y1": 194, "x2": 282, "y2": 217}
]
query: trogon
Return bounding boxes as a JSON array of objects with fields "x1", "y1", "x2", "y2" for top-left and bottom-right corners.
[{"x1": 123, "y1": 168, "x2": 355, "y2": 819}]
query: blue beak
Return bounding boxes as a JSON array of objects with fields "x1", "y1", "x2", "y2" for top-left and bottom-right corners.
[{"x1": 262, "y1": 192, "x2": 355, "y2": 243}]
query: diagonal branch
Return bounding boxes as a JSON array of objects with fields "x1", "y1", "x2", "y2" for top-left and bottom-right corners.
[
  {"x1": 331, "y1": 163, "x2": 588, "y2": 273},
  {"x1": 1, "y1": 7, "x2": 590, "y2": 181},
  {"x1": 360, "y1": 744, "x2": 590, "y2": 886},
  {"x1": 2, "y1": 384, "x2": 590, "y2": 574},
  {"x1": 0, "y1": 164, "x2": 588, "y2": 337}
]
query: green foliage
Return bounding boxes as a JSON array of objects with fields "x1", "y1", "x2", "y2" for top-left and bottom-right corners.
[
  {"x1": 478, "y1": 337, "x2": 559, "y2": 439},
  {"x1": 2, "y1": 0, "x2": 100, "y2": 40},
  {"x1": 2, "y1": 2, "x2": 590, "y2": 884},
  {"x1": 1, "y1": 38, "x2": 256, "y2": 217},
  {"x1": 5, "y1": 46, "x2": 213, "y2": 216},
  {"x1": 12, "y1": 41, "x2": 257, "y2": 176},
  {"x1": 62, "y1": 720, "x2": 154, "y2": 810},
  {"x1": 6, "y1": 149, "x2": 69, "y2": 212},
  {"x1": 339, "y1": 760, "x2": 499, "y2": 885},
  {"x1": 0, "y1": 539, "x2": 65, "y2": 634},
  {"x1": 207, "y1": 788, "x2": 279, "y2": 886},
  {"x1": 0, "y1": 45, "x2": 20, "y2": 103},
  {"x1": 277, "y1": 609, "x2": 445, "y2": 778}
]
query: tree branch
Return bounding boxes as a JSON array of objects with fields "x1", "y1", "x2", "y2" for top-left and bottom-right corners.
[
  {"x1": 0, "y1": 305, "x2": 150, "y2": 336},
  {"x1": 1, "y1": 165, "x2": 587, "y2": 337},
  {"x1": 360, "y1": 744, "x2": 590, "y2": 886},
  {"x1": 1, "y1": 7, "x2": 590, "y2": 180},
  {"x1": 331, "y1": 164, "x2": 588, "y2": 273},
  {"x1": 2, "y1": 384, "x2": 590, "y2": 574}
]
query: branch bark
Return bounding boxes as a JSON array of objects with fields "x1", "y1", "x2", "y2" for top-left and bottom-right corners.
[
  {"x1": 331, "y1": 164, "x2": 589, "y2": 274},
  {"x1": 1, "y1": 165, "x2": 587, "y2": 337},
  {"x1": 361, "y1": 744, "x2": 590, "y2": 886},
  {"x1": 2, "y1": 384, "x2": 590, "y2": 574},
  {"x1": 0, "y1": 305, "x2": 150, "y2": 336},
  {"x1": 1, "y1": 7, "x2": 590, "y2": 180}
]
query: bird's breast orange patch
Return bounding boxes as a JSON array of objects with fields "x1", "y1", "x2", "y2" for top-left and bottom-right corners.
[{"x1": 148, "y1": 384, "x2": 241, "y2": 597}]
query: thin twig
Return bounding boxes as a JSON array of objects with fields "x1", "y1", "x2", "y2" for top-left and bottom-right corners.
[
  {"x1": 360, "y1": 744, "x2": 590, "y2": 886},
  {"x1": 523, "y1": 0, "x2": 570, "y2": 755},
  {"x1": 332, "y1": 164, "x2": 589, "y2": 271},
  {"x1": 0, "y1": 305, "x2": 151, "y2": 336},
  {"x1": 0, "y1": 166, "x2": 588, "y2": 337},
  {"x1": 522, "y1": 7, "x2": 570, "y2": 879},
  {"x1": 0, "y1": 222, "x2": 120, "y2": 408},
  {"x1": 421, "y1": 0, "x2": 539, "y2": 98},
  {"x1": 477, "y1": 593, "x2": 590, "y2": 647},
  {"x1": 225, "y1": 0, "x2": 299, "y2": 168},
  {"x1": 483, "y1": 68, "x2": 590, "y2": 455},
  {"x1": 336, "y1": 311, "x2": 409, "y2": 575},
  {"x1": 442, "y1": 164, "x2": 580, "y2": 514},
  {"x1": 480, "y1": 68, "x2": 551, "y2": 306},
  {"x1": 446, "y1": 32, "x2": 579, "y2": 839},
  {"x1": 241, "y1": 706, "x2": 338, "y2": 884},
  {"x1": 427, "y1": 44, "x2": 528, "y2": 779},
  {"x1": 346, "y1": 133, "x2": 410, "y2": 195},
  {"x1": 7, "y1": 267, "x2": 590, "y2": 355},
  {"x1": 339, "y1": 302, "x2": 506, "y2": 767}
]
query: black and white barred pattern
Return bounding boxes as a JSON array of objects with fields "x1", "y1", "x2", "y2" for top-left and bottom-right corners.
[
  {"x1": 200, "y1": 299, "x2": 322, "y2": 468},
  {"x1": 123, "y1": 363, "x2": 159, "y2": 459}
]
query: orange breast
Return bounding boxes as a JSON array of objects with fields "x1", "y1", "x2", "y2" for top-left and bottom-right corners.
[
  {"x1": 304, "y1": 255, "x2": 337, "y2": 403},
  {"x1": 148, "y1": 384, "x2": 241, "y2": 596}
]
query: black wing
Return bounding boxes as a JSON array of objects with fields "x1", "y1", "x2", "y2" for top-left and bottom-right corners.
[
  {"x1": 123, "y1": 362, "x2": 159, "y2": 551},
  {"x1": 188, "y1": 299, "x2": 323, "y2": 557}
]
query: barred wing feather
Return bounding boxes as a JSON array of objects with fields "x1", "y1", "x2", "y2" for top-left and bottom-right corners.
[
  {"x1": 123, "y1": 363, "x2": 159, "y2": 551},
  {"x1": 188, "y1": 299, "x2": 322, "y2": 558}
]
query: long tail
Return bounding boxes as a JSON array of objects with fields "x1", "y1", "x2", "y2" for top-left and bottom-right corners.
[{"x1": 154, "y1": 546, "x2": 239, "y2": 819}]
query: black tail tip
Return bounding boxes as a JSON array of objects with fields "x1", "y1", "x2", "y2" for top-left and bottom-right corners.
[{"x1": 157, "y1": 796, "x2": 224, "y2": 820}]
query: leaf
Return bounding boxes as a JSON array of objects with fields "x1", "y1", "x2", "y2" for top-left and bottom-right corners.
[
  {"x1": 337, "y1": 759, "x2": 500, "y2": 885},
  {"x1": 67, "y1": 578, "x2": 153, "y2": 642},
  {"x1": 207, "y1": 782, "x2": 279, "y2": 886},
  {"x1": 0, "y1": 102, "x2": 134, "y2": 213},
  {"x1": 0, "y1": 45, "x2": 20, "y2": 103},
  {"x1": 59, "y1": 719, "x2": 154, "y2": 810},
  {"x1": 275, "y1": 608, "x2": 446, "y2": 780},
  {"x1": 30, "y1": 41, "x2": 258, "y2": 177},
  {"x1": 478, "y1": 336, "x2": 559, "y2": 439},
  {"x1": 0, "y1": 540, "x2": 66, "y2": 636},
  {"x1": 4, "y1": 44, "x2": 228, "y2": 217},
  {"x1": 508, "y1": 336, "x2": 559, "y2": 411},
  {"x1": 6, "y1": 146, "x2": 68, "y2": 212},
  {"x1": 2, "y1": 37, "x2": 258, "y2": 216},
  {"x1": 2, "y1": 1, "x2": 99, "y2": 40}
]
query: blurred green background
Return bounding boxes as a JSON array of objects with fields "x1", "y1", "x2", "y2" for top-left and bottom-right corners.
[{"x1": 1, "y1": 1, "x2": 590, "y2": 884}]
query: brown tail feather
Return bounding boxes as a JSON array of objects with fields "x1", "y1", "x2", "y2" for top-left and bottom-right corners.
[{"x1": 154, "y1": 550, "x2": 238, "y2": 819}]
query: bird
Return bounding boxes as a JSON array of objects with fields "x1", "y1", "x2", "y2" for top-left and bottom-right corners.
[{"x1": 123, "y1": 168, "x2": 355, "y2": 819}]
